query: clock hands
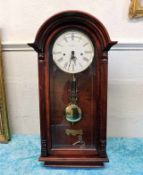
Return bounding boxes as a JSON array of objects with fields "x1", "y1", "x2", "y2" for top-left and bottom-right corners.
[
  {"x1": 71, "y1": 51, "x2": 77, "y2": 65},
  {"x1": 68, "y1": 51, "x2": 77, "y2": 70},
  {"x1": 68, "y1": 52, "x2": 72, "y2": 70}
]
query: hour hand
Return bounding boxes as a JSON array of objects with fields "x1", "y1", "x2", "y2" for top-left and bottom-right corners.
[
  {"x1": 68, "y1": 51, "x2": 74, "y2": 69},
  {"x1": 71, "y1": 51, "x2": 77, "y2": 65}
]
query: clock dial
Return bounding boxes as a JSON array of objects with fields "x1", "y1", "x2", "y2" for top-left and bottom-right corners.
[{"x1": 52, "y1": 30, "x2": 94, "y2": 74}]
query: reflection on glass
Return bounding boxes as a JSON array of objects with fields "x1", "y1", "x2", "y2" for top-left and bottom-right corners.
[{"x1": 50, "y1": 62, "x2": 96, "y2": 149}]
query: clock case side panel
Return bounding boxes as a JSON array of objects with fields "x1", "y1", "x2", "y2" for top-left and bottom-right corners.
[
  {"x1": 98, "y1": 51, "x2": 108, "y2": 157},
  {"x1": 38, "y1": 54, "x2": 50, "y2": 157}
]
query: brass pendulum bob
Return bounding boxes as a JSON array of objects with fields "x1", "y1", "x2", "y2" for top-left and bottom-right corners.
[{"x1": 65, "y1": 74, "x2": 82, "y2": 123}]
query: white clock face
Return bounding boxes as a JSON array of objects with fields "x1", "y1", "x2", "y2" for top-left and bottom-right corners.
[{"x1": 52, "y1": 30, "x2": 94, "y2": 74}]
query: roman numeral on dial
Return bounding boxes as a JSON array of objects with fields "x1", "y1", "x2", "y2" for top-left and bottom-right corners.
[
  {"x1": 64, "y1": 37, "x2": 68, "y2": 42},
  {"x1": 79, "y1": 63, "x2": 83, "y2": 68},
  {"x1": 71, "y1": 33, "x2": 74, "y2": 40},
  {"x1": 83, "y1": 42, "x2": 89, "y2": 47},
  {"x1": 57, "y1": 57, "x2": 63, "y2": 62},
  {"x1": 64, "y1": 62, "x2": 68, "y2": 69},
  {"x1": 83, "y1": 57, "x2": 89, "y2": 62},
  {"x1": 56, "y1": 43, "x2": 63, "y2": 47},
  {"x1": 72, "y1": 64, "x2": 74, "y2": 71},
  {"x1": 53, "y1": 51, "x2": 62, "y2": 55},
  {"x1": 85, "y1": 51, "x2": 92, "y2": 54}
]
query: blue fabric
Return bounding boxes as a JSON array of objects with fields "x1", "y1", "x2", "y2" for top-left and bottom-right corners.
[{"x1": 0, "y1": 135, "x2": 143, "y2": 175}]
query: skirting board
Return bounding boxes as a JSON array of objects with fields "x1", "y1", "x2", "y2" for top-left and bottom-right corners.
[{"x1": 1, "y1": 43, "x2": 143, "y2": 51}]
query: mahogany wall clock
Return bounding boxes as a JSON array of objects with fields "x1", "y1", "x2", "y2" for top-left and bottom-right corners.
[{"x1": 29, "y1": 11, "x2": 117, "y2": 167}]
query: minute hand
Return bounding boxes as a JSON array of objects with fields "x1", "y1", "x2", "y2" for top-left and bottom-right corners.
[
  {"x1": 68, "y1": 54, "x2": 73, "y2": 70},
  {"x1": 73, "y1": 56, "x2": 77, "y2": 65}
]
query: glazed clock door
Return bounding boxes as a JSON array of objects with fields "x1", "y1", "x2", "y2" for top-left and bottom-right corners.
[
  {"x1": 29, "y1": 11, "x2": 117, "y2": 167},
  {"x1": 49, "y1": 28, "x2": 97, "y2": 150}
]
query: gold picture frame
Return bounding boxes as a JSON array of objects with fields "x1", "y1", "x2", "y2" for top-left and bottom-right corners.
[
  {"x1": 129, "y1": 0, "x2": 143, "y2": 18},
  {"x1": 0, "y1": 37, "x2": 10, "y2": 143}
]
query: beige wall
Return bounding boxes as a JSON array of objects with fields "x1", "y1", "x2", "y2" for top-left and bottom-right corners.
[
  {"x1": 3, "y1": 50, "x2": 40, "y2": 134},
  {"x1": 0, "y1": 0, "x2": 143, "y2": 43},
  {"x1": 1, "y1": 0, "x2": 143, "y2": 137}
]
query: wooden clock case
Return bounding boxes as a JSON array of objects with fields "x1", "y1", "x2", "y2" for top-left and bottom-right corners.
[{"x1": 29, "y1": 11, "x2": 117, "y2": 167}]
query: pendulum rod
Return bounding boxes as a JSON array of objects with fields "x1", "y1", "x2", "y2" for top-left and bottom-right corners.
[{"x1": 69, "y1": 74, "x2": 78, "y2": 104}]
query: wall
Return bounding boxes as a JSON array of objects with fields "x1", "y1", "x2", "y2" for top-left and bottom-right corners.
[
  {"x1": 1, "y1": 0, "x2": 143, "y2": 137},
  {"x1": 1, "y1": 0, "x2": 143, "y2": 43},
  {"x1": 108, "y1": 49, "x2": 143, "y2": 137}
]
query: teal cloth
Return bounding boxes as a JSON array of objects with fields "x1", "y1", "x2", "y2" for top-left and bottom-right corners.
[{"x1": 0, "y1": 135, "x2": 143, "y2": 175}]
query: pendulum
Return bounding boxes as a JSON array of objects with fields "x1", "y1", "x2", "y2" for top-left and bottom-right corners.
[{"x1": 65, "y1": 74, "x2": 82, "y2": 123}]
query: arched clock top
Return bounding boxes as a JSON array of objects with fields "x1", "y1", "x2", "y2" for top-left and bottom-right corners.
[{"x1": 28, "y1": 11, "x2": 117, "y2": 56}]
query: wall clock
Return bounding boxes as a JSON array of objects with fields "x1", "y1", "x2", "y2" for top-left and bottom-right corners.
[{"x1": 29, "y1": 11, "x2": 117, "y2": 167}]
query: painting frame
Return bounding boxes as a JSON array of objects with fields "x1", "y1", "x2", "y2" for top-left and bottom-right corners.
[
  {"x1": 129, "y1": 0, "x2": 143, "y2": 18},
  {"x1": 0, "y1": 37, "x2": 10, "y2": 143}
]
